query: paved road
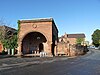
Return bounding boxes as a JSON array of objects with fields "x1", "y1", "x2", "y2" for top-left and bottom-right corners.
[{"x1": 0, "y1": 49, "x2": 100, "y2": 75}]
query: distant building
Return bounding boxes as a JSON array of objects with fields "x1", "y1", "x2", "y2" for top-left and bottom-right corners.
[
  {"x1": 67, "y1": 33, "x2": 85, "y2": 45},
  {"x1": 57, "y1": 33, "x2": 86, "y2": 56},
  {"x1": 0, "y1": 25, "x2": 16, "y2": 53},
  {"x1": 57, "y1": 33, "x2": 68, "y2": 56},
  {"x1": 58, "y1": 33, "x2": 85, "y2": 45}
]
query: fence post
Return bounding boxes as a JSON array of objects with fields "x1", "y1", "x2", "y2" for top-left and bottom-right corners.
[{"x1": 11, "y1": 49, "x2": 14, "y2": 55}]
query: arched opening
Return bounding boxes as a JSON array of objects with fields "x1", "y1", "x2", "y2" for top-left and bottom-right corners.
[
  {"x1": 39, "y1": 43, "x2": 43, "y2": 53},
  {"x1": 22, "y1": 32, "x2": 47, "y2": 54}
]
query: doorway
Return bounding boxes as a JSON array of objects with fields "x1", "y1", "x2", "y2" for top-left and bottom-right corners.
[{"x1": 39, "y1": 43, "x2": 43, "y2": 53}]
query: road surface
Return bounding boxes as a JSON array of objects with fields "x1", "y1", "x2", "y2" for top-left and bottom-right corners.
[{"x1": 0, "y1": 49, "x2": 100, "y2": 75}]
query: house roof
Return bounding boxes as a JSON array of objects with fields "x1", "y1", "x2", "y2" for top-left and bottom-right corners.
[
  {"x1": 67, "y1": 34, "x2": 85, "y2": 38},
  {"x1": 0, "y1": 25, "x2": 17, "y2": 34},
  {"x1": 0, "y1": 25, "x2": 16, "y2": 32},
  {"x1": 19, "y1": 18, "x2": 53, "y2": 23}
]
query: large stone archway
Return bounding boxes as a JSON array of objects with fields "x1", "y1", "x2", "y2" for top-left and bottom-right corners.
[
  {"x1": 17, "y1": 18, "x2": 58, "y2": 57},
  {"x1": 22, "y1": 32, "x2": 47, "y2": 54}
]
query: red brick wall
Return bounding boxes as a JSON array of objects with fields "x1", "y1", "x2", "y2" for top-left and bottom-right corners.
[
  {"x1": 67, "y1": 38, "x2": 76, "y2": 45},
  {"x1": 19, "y1": 21, "x2": 52, "y2": 42}
]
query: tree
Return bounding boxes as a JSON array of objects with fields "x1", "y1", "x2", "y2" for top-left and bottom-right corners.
[
  {"x1": 76, "y1": 38, "x2": 84, "y2": 45},
  {"x1": 0, "y1": 31, "x2": 17, "y2": 50},
  {"x1": 92, "y1": 29, "x2": 100, "y2": 47},
  {"x1": 9, "y1": 31, "x2": 18, "y2": 49},
  {"x1": 0, "y1": 18, "x2": 6, "y2": 25}
]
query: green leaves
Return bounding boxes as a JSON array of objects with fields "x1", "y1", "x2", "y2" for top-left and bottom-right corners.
[
  {"x1": 17, "y1": 20, "x2": 20, "y2": 33},
  {"x1": 0, "y1": 31, "x2": 18, "y2": 50},
  {"x1": 76, "y1": 38, "x2": 84, "y2": 45},
  {"x1": 92, "y1": 29, "x2": 100, "y2": 47}
]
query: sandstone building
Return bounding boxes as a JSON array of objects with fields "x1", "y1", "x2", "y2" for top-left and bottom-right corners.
[
  {"x1": 57, "y1": 33, "x2": 86, "y2": 56},
  {"x1": 17, "y1": 18, "x2": 58, "y2": 57},
  {"x1": 67, "y1": 34, "x2": 85, "y2": 45}
]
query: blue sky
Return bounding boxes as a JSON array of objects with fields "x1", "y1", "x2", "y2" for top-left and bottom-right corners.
[{"x1": 0, "y1": 0, "x2": 100, "y2": 43}]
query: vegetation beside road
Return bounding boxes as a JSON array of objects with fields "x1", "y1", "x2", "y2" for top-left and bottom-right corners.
[{"x1": 92, "y1": 29, "x2": 100, "y2": 47}]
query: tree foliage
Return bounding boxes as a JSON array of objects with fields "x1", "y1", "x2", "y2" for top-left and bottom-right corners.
[
  {"x1": 17, "y1": 20, "x2": 20, "y2": 33},
  {"x1": 76, "y1": 38, "x2": 84, "y2": 45},
  {"x1": 0, "y1": 18, "x2": 17, "y2": 53},
  {"x1": 92, "y1": 29, "x2": 100, "y2": 47},
  {"x1": 7, "y1": 31, "x2": 18, "y2": 49},
  {"x1": 0, "y1": 30, "x2": 17, "y2": 50}
]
